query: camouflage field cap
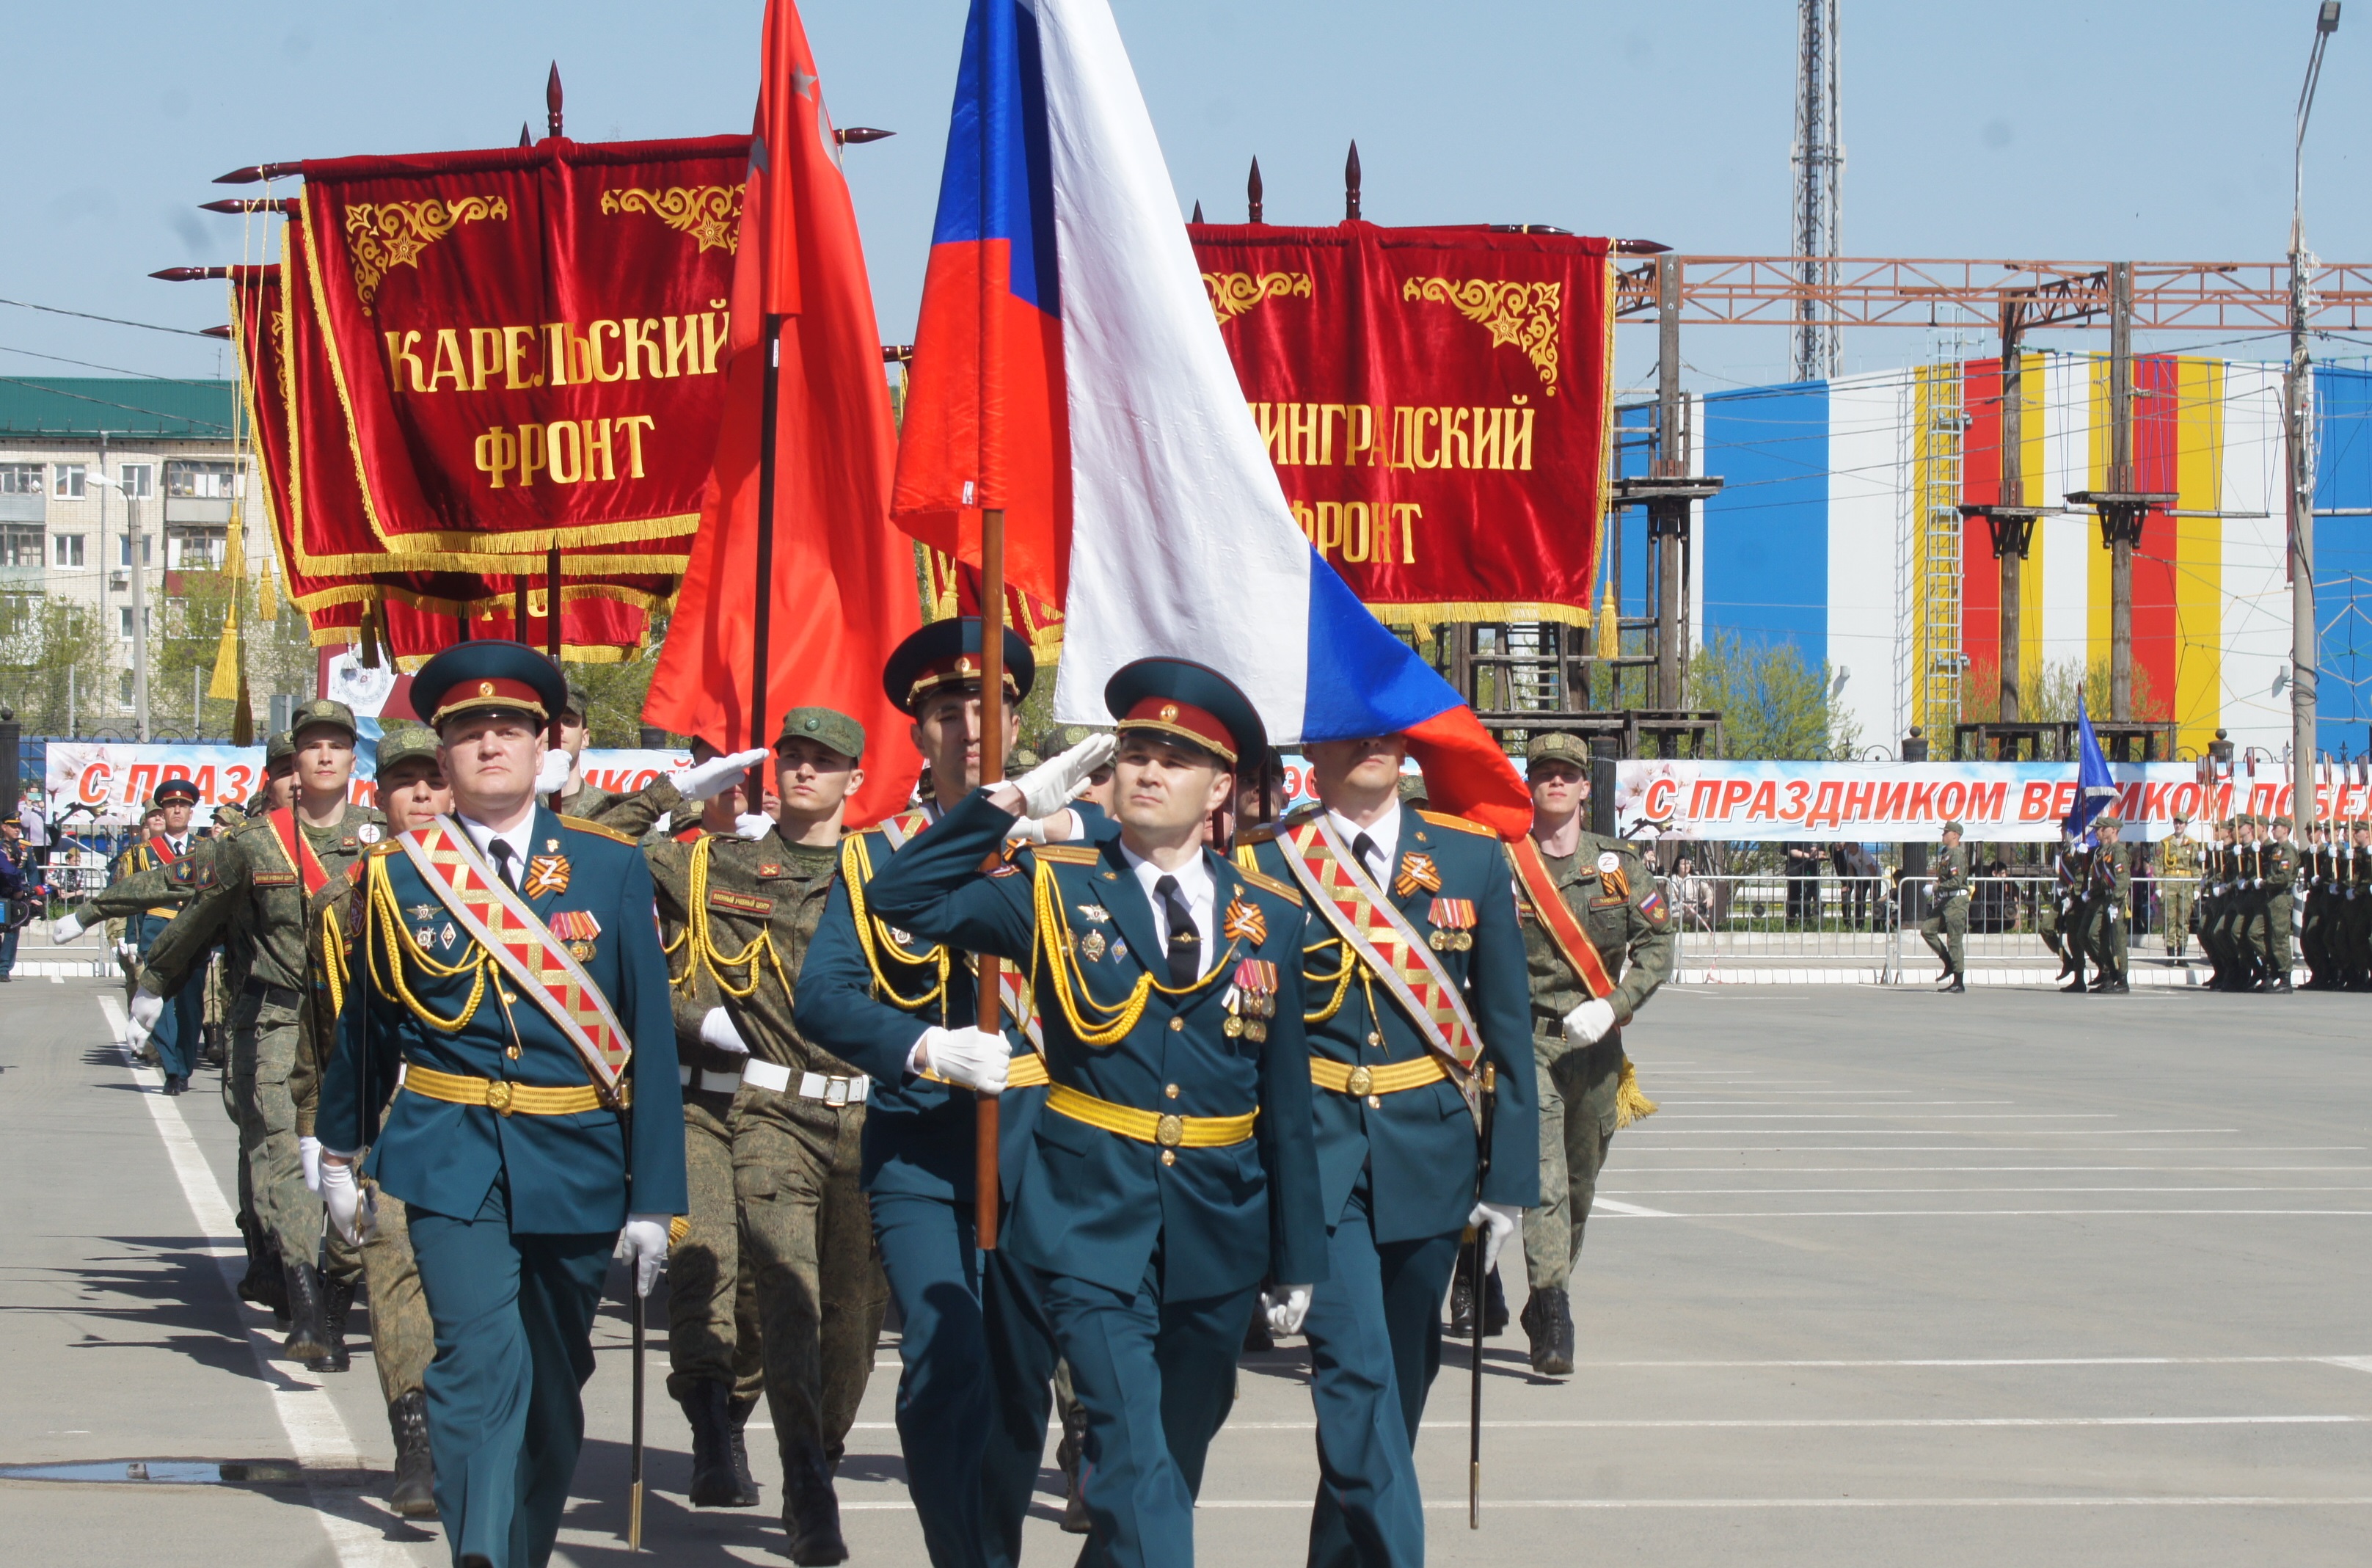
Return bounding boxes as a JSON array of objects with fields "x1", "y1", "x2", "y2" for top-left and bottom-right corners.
[
  {"x1": 1940, "y1": 819, "x2": 1966, "y2": 835},
  {"x1": 1524, "y1": 732, "x2": 1591, "y2": 767},
  {"x1": 2095, "y1": 812, "x2": 2122, "y2": 828},
  {"x1": 376, "y1": 721, "x2": 441, "y2": 773},
  {"x1": 263, "y1": 729, "x2": 297, "y2": 770},
  {"x1": 776, "y1": 705, "x2": 865, "y2": 762},
  {"x1": 564, "y1": 681, "x2": 593, "y2": 723},
  {"x1": 288, "y1": 696, "x2": 359, "y2": 742}
]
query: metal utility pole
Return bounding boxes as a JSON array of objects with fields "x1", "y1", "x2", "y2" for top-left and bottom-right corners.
[
  {"x1": 2067, "y1": 263, "x2": 2172, "y2": 739},
  {"x1": 2290, "y1": 1, "x2": 2341, "y2": 829},
  {"x1": 1790, "y1": 0, "x2": 1844, "y2": 382}
]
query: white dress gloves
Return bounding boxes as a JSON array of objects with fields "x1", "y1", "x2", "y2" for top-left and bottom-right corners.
[
  {"x1": 1012, "y1": 732, "x2": 1117, "y2": 820},
  {"x1": 699, "y1": 1006, "x2": 751, "y2": 1055},
  {"x1": 615, "y1": 1214, "x2": 672, "y2": 1298},
  {"x1": 1263, "y1": 1283, "x2": 1315, "y2": 1337},
  {"x1": 1466, "y1": 1201, "x2": 1522, "y2": 1275},
  {"x1": 735, "y1": 813, "x2": 775, "y2": 840},
  {"x1": 51, "y1": 913, "x2": 83, "y2": 944},
  {"x1": 533, "y1": 749, "x2": 573, "y2": 796},
  {"x1": 677, "y1": 748, "x2": 771, "y2": 803},
  {"x1": 913, "y1": 1025, "x2": 1012, "y2": 1093},
  {"x1": 1562, "y1": 997, "x2": 1617, "y2": 1047},
  {"x1": 321, "y1": 1157, "x2": 373, "y2": 1244},
  {"x1": 299, "y1": 1135, "x2": 324, "y2": 1195},
  {"x1": 125, "y1": 987, "x2": 164, "y2": 1052}
]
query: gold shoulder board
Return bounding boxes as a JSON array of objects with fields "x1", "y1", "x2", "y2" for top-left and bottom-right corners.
[
  {"x1": 1416, "y1": 809, "x2": 1497, "y2": 838},
  {"x1": 561, "y1": 815, "x2": 639, "y2": 845},
  {"x1": 1032, "y1": 844, "x2": 1101, "y2": 865},
  {"x1": 1235, "y1": 823, "x2": 1282, "y2": 845},
  {"x1": 1233, "y1": 864, "x2": 1304, "y2": 905}
]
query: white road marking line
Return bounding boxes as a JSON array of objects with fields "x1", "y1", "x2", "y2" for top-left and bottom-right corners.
[
  {"x1": 99, "y1": 999, "x2": 411, "y2": 1568},
  {"x1": 1605, "y1": 1187, "x2": 2372, "y2": 1195},
  {"x1": 1205, "y1": 1496, "x2": 2372, "y2": 1511},
  {"x1": 2329, "y1": 1357, "x2": 2372, "y2": 1376},
  {"x1": 1613, "y1": 1166, "x2": 2372, "y2": 1173},
  {"x1": 97, "y1": 991, "x2": 128, "y2": 1042},
  {"x1": 1596, "y1": 1208, "x2": 2372, "y2": 1219},
  {"x1": 1590, "y1": 1197, "x2": 1675, "y2": 1217},
  {"x1": 1214, "y1": 1415, "x2": 2366, "y2": 1432},
  {"x1": 1620, "y1": 1146, "x2": 2363, "y2": 1153},
  {"x1": 1550, "y1": 1355, "x2": 2372, "y2": 1369}
]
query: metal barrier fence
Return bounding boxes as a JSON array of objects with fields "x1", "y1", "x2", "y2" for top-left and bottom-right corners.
[{"x1": 1661, "y1": 873, "x2": 2204, "y2": 982}]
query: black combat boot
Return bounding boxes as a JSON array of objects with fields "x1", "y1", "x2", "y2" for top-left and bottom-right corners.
[
  {"x1": 282, "y1": 1259, "x2": 332, "y2": 1364},
  {"x1": 1946, "y1": 970, "x2": 1966, "y2": 993},
  {"x1": 781, "y1": 1441, "x2": 848, "y2": 1566},
  {"x1": 726, "y1": 1395, "x2": 763, "y2": 1507},
  {"x1": 2060, "y1": 973, "x2": 2089, "y2": 993},
  {"x1": 237, "y1": 1216, "x2": 288, "y2": 1321},
  {"x1": 679, "y1": 1381, "x2": 747, "y2": 1508},
  {"x1": 1519, "y1": 1286, "x2": 1575, "y2": 1376},
  {"x1": 387, "y1": 1390, "x2": 437, "y2": 1519},
  {"x1": 309, "y1": 1273, "x2": 354, "y2": 1372},
  {"x1": 1445, "y1": 1250, "x2": 1478, "y2": 1336},
  {"x1": 1057, "y1": 1401, "x2": 1092, "y2": 1534}
]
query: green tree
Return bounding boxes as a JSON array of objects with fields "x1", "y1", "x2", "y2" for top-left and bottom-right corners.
[
  {"x1": 1685, "y1": 632, "x2": 1860, "y2": 759},
  {"x1": 151, "y1": 570, "x2": 321, "y2": 740},
  {"x1": 0, "y1": 594, "x2": 112, "y2": 735},
  {"x1": 1957, "y1": 655, "x2": 2169, "y2": 726}
]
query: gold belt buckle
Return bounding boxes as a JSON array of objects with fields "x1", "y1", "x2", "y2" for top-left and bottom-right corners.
[
  {"x1": 1345, "y1": 1065, "x2": 1374, "y2": 1096},
  {"x1": 1154, "y1": 1112, "x2": 1186, "y2": 1148},
  {"x1": 484, "y1": 1080, "x2": 515, "y2": 1116}
]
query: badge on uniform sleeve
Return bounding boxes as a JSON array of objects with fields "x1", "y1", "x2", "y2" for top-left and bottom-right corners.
[
  {"x1": 522, "y1": 854, "x2": 571, "y2": 898},
  {"x1": 1222, "y1": 897, "x2": 1267, "y2": 947},
  {"x1": 1427, "y1": 896, "x2": 1476, "y2": 950},
  {"x1": 549, "y1": 908, "x2": 602, "y2": 962},
  {"x1": 1395, "y1": 852, "x2": 1442, "y2": 897},
  {"x1": 1638, "y1": 886, "x2": 1670, "y2": 928}
]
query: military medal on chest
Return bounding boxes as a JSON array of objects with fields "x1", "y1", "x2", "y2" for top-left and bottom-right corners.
[
  {"x1": 1394, "y1": 851, "x2": 1442, "y2": 897},
  {"x1": 1427, "y1": 896, "x2": 1475, "y2": 950},
  {"x1": 548, "y1": 908, "x2": 602, "y2": 963},
  {"x1": 1223, "y1": 958, "x2": 1278, "y2": 1041}
]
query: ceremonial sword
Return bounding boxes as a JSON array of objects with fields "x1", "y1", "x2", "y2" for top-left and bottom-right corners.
[{"x1": 1470, "y1": 1061, "x2": 1496, "y2": 1529}]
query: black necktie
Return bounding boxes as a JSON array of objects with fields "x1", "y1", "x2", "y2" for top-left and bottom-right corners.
[
  {"x1": 489, "y1": 839, "x2": 519, "y2": 890},
  {"x1": 1352, "y1": 831, "x2": 1382, "y2": 887},
  {"x1": 1155, "y1": 873, "x2": 1200, "y2": 987}
]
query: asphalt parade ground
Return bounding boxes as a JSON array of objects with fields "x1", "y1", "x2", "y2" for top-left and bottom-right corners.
[{"x1": 4, "y1": 971, "x2": 2368, "y2": 1567}]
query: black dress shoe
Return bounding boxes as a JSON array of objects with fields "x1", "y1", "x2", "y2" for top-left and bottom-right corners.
[{"x1": 2060, "y1": 977, "x2": 2089, "y2": 993}]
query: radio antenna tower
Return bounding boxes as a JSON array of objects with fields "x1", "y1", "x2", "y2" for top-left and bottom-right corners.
[{"x1": 1791, "y1": 0, "x2": 1844, "y2": 382}]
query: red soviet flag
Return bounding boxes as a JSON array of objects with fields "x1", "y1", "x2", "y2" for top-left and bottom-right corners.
[{"x1": 643, "y1": 0, "x2": 921, "y2": 823}]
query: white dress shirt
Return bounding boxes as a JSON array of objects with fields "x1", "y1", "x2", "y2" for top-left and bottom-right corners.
[
  {"x1": 1324, "y1": 798, "x2": 1402, "y2": 891},
  {"x1": 1120, "y1": 840, "x2": 1219, "y2": 980},
  {"x1": 458, "y1": 812, "x2": 539, "y2": 889}
]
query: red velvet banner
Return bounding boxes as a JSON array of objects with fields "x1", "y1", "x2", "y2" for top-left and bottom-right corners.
[
  {"x1": 234, "y1": 263, "x2": 660, "y2": 667},
  {"x1": 1186, "y1": 222, "x2": 1614, "y2": 627},
  {"x1": 296, "y1": 135, "x2": 748, "y2": 575}
]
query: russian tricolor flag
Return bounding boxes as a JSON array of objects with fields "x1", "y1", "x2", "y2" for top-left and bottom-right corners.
[{"x1": 893, "y1": 0, "x2": 1528, "y2": 836}]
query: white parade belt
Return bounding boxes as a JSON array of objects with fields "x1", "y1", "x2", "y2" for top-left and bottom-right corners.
[
  {"x1": 677, "y1": 1065, "x2": 744, "y2": 1095},
  {"x1": 739, "y1": 1057, "x2": 869, "y2": 1105}
]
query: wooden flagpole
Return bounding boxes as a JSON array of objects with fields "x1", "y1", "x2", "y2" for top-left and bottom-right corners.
[
  {"x1": 748, "y1": 316, "x2": 785, "y2": 806},
  {"x1": 974, "y1": 511, "x2": 1007, "y2": 1250}
]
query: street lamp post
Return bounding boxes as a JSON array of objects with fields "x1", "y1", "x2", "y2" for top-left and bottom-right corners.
[
  {"x1": 86, "y1": 466, "x2": 149, "y2": 741},
  {"x1": 2289, "y1": 0, "x2": 2340, "y2": 834}
]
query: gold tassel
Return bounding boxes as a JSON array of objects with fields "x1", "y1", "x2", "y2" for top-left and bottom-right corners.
[
  {"x1": 232, "y1": 668, "x2": 254, "y2": 745},
  {"x1": 667, "y1": 1215, "x2": 691, "y2": 1248},
  {"x1": 1613, "y1": 1057, "x2": 1658, "y2": 1128},
  {"x1": 207, "y1": 605, "x2": 243, "y2": 701},
  {"x1": 258, "y1": 567, "x2": 280, "y2": 622}
]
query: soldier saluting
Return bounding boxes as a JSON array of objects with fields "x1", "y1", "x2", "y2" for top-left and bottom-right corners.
[
  {"x1": 864, "y1": 657, "x2": 1326, "y2": 1568},
  {"x1": 316, "y1": 642, "x2": 685, "y2": 1568}
]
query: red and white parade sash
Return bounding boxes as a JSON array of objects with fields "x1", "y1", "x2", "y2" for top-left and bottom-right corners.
[
  {"x1": 1506, "y1": 834, "x2": 1619, "y2": 1003},
  {"x1": 873, "y1": 809, "x2": 934, "y2": 852},
  {"x1": 147, "y1": 834, "x2": 184, "y2": 867},
  {"x1": 398, "y1": 817, "x2": 631, "y2": 1099},
  {"x1": 263, "y1": 809, "x2": 334, "y2": 898},
  {"x1": 1280, "y1": 817, "x2": 1483, "y2": 1122}
]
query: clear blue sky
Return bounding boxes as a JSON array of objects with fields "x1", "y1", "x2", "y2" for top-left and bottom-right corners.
[{"x1": 2, "y1": 0, "x2": 2365, "y2": 396}]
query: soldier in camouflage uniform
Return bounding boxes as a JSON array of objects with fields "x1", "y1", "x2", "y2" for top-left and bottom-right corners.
[
  {"x1": 129, "y1": 699, "x2": 383, "y2": 1369},
  {"x1": 644, "y1": 748, "x2": 770, "y2": 1512},
  {"x1": 2261, "y1": 814, "x2": 2298, "y2": 992},
  {"x1": 1508, "y1": 732, "x2": 1674, "y2": 1377},
  {"x1": 652, "y1": 707, "x2": 889, "y2": 1553},
  {"x1": 548, "y1": 679, "x2": 704, "y2": 835},
  {"x1": 2158, "y1": 812, "x2": 2200, "y2": 962},
  {"x1": 2082, "y1": 813, "x2": 2131, "y2": 993},
  {"x1": 1919, "y1": 820, "x2": 1971, "y2": 992},
  {"x1": 290, "y1": 721, "x2": 447, "y2": 1518}
]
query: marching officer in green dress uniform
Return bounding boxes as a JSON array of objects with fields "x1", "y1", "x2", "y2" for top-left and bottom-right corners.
[
  {"x1": 1499, "y1": 731, "x2": 1670, "y2": 1380},
  {"x1": 2228, "y1": 815, "x2": 2267, "y2": 988},
  {"x1": 792, "y1": 619, "x2": 1106, "y2": 1568},
  {"x1": 652, "y1": 707, "x2": 899, "y2": 1551},
  {"x1": 316, "y1": 642, "x2": 685, "y2": 1568},
  {"x1": 2083, "y1": 814, "x2": 2131, "y2": 993},
  {"x1": 290, "y1": 719, "x2": 450, "y2": 1517},
  {"x1": 2200, "y1": 820, "x2": 2237, "y2": 988},
  {"x1": 2261, "y1": 814, "x2": 2297, "y2": 992},
  {"x1": 130, "y1": 701, "x2": 382, "y2": 1367},
  {"x1": 1919, "y1": 820, "x2": 1971, "y2": 992},
  {"x1": 1233, "y1": 721, "x2": 1539, "y2": 1565},
  {"x1": 112, "y1": 779, "x2": 207, "y2": 1093},
  {"x1": 864, "y1": 656, "x2": 1326, "y2": 1568}
]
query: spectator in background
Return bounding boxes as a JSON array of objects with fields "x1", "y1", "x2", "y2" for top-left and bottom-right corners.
[
  {"x1": 0, "y1": 818, "x2": 30, "y2": 982},
  {"x1": 1671, "y1": 856, "x2": 1713, "y2": 931},
  {"x1": 1784, "y1": 841, "x2": 1823, "y2": 927},
  {"x1": 18, "y1": 796, "x2": 46, "y2": 875},
  {"x1": 1833, "y1": 842, "x2": 1883, "y2": 930}
]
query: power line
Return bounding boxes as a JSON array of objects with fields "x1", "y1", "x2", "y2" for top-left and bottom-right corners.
[
  {"x1": 0, "y1": 296, "x2": 216, "y2": 340},
  {"x1": 0, "y1": 344, "x2": 210, "y2": 382}
]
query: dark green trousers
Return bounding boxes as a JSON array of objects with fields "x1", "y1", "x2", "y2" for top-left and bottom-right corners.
[{"x1": 408, "y1": 1179, "x2": 612, "y2": 1568}]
